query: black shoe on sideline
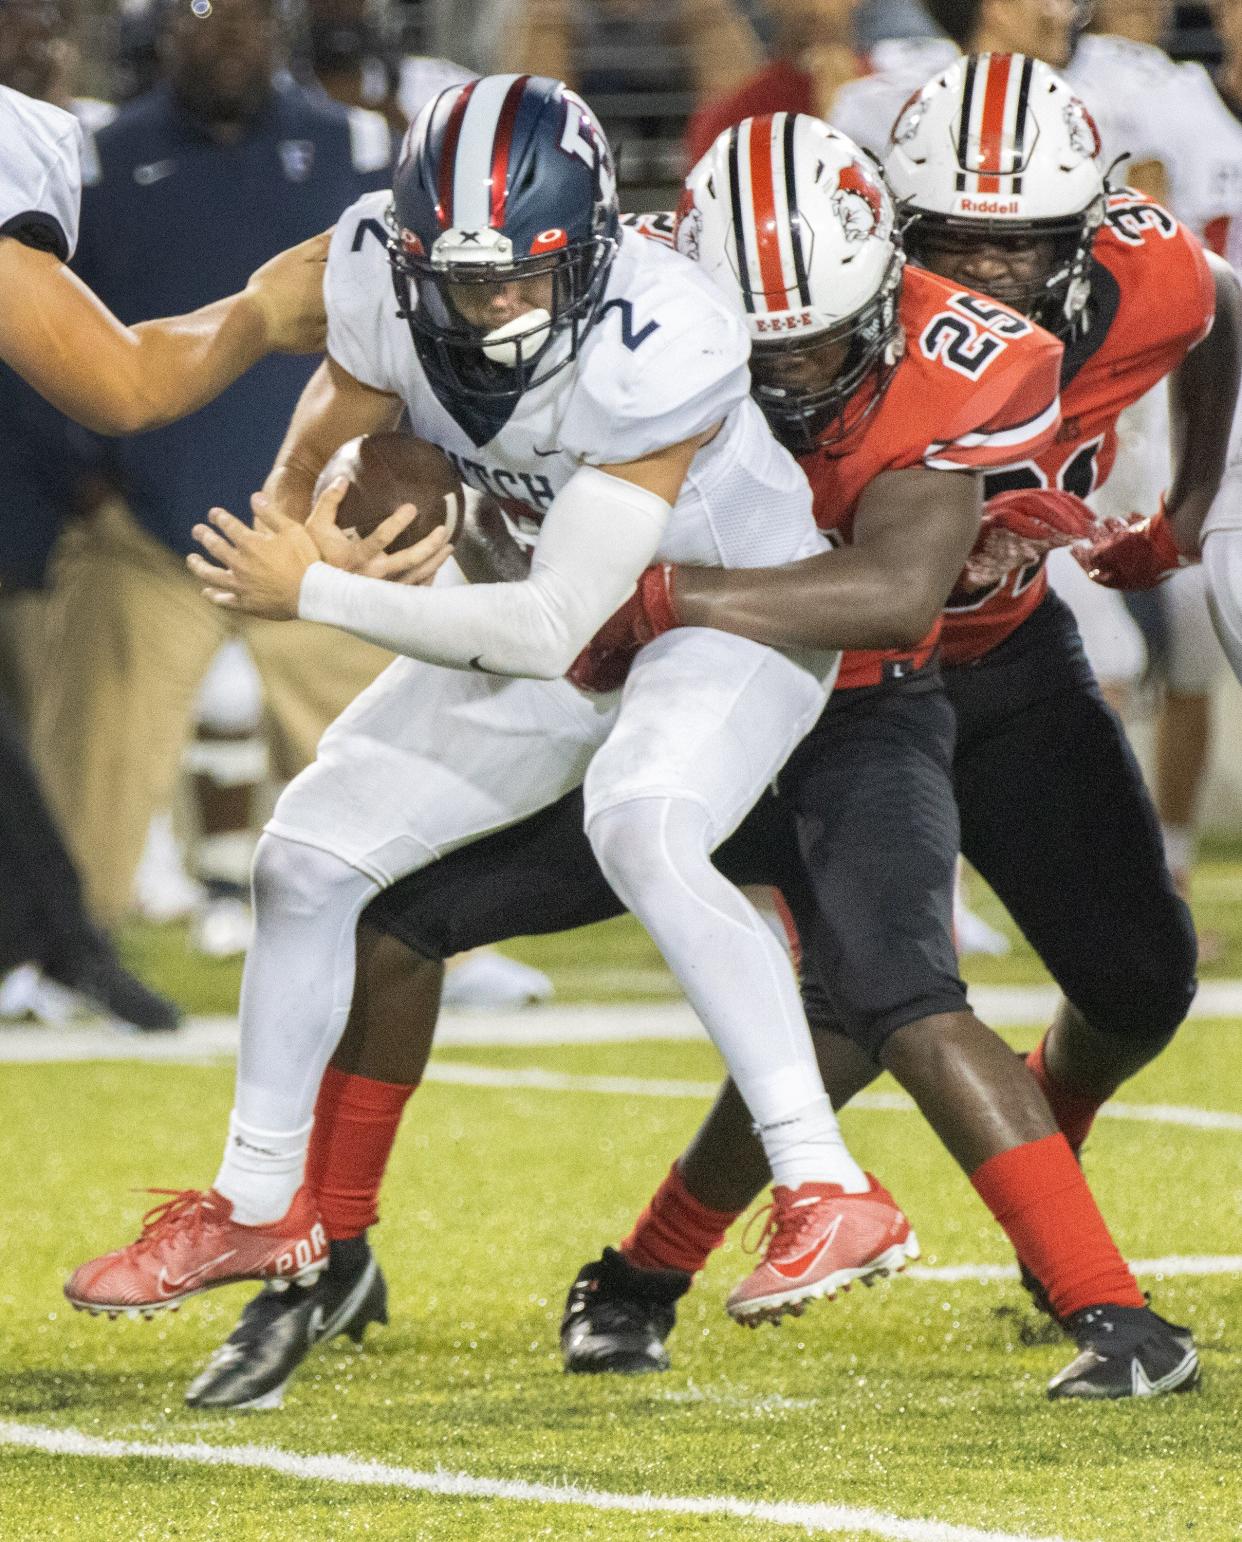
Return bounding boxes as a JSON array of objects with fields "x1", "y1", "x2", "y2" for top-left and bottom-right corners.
[
  {"x1": 561, "y1": 1247, "x2": 690, "y2": 1375},
  {"x1": 186, "y1": 1239, "x2": 388, "y2": 1409},
  {"x1": 45, "y1": 939, "x2": 182, "y2": 1033},
  {"x1": 1048, "y1": 1304, "x2": 1200, "y2": 1400}
]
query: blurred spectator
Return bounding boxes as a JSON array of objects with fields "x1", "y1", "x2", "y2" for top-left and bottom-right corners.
[
  {"x1": 1084, "y1": 0, "x2": 1232, "y2": 924},
  {"x1": 1091, "y1": 0, "x2": 1173, "y2": 48},
  {"x1": 0, "y1": 0, "x2": 181, "y2": 1029},
  {"x1": 854, "y1": 0, "x2": 940, "y2": 45},
  {"x1": 684, "y1": 0, "x2": 951, "y2": 167},
  {"x1": 30, "y1": 0, "x2": 396, "y2": 931},
  {"x1": 470, "y1": 0, "x2": 762, "y2": 186},
  {"x1": 296, "y1": 0, "x2": 473, "y2": 129}
]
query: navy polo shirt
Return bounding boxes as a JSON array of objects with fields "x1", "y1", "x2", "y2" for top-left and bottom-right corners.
[
  {"x1": 73, "y1": 79, "x2": 392, "y2": 556},
  {"x1": 0, "y1": 367, "x2": 95, "y2": 590}
]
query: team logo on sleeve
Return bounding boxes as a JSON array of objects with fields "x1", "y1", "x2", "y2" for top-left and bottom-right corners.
[{"x1": 832, "y1": 162, "x2": 889, "y2": 243}]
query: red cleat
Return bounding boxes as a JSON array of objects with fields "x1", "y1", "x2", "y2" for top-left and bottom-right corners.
[
  {"x1": 64, "y1": 1187, "x2": 327, "y2": 1318},
  {"x1": 726, "y1": 1175, "x2": 918, "y2": 1326}
]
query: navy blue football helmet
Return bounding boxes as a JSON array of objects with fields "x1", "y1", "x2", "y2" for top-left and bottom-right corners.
[{"x1": 388, "y1": 74, "x2": 620, "y2": 400}]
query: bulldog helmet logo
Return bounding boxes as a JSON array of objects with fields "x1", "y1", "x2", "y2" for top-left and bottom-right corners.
[
  {"x1": 1063, "y1": 97, "x2": 1102, "y2": 161},
  {"x1": 832, "y1": 161, "x2": 886, "y2": 243}
]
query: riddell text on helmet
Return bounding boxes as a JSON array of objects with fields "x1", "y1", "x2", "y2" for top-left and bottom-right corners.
[{"x1": 952, "y1": 196, "x2": 1023, "y2": 215}]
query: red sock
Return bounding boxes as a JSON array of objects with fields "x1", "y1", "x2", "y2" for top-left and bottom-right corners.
[
  {"x1": 1026, "y1": 1034, "x2": 1101, "y2": 1152},
  {"x1": 304, "y1": 1067, "x2": 416, "y2": 1241},
  {"x1": 971, "y1": 1132, "x2": 1144, "y2": 1318},
  {"x1": 620, "y1": 1162, "x2": 742, "y2": 1274}
]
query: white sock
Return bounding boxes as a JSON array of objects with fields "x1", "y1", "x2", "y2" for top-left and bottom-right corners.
[
  {"x1": 757, "y1": 1094, "x2": 869, "y2": 1192},
  {"x1": 214, "y1": 1111, "x2": 311, "y2": 1226}
]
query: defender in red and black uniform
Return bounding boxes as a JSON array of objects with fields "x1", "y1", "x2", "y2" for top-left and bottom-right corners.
[
  {"x1": 936, "y1": 183, "x2": 1221, "y2": 1121},
  {"x1": 182, "y1": 105, "x2": 1213, "y2": 1409}
]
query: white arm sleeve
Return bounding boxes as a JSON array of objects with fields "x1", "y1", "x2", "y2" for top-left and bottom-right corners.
[
  {"x1": 1203, "y1": 527, "x2": 1242, "y2": 687},
  {"x1": 298, "y1": 463, "x2": 671, "y2": 678}
]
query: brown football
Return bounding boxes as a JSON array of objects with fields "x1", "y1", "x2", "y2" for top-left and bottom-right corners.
[
  {"x1": 453, "y1": 494, "x2": 533, "y2": 585},
  {"x1": 313, "y1": 433, "x2": 467, "y2": 552}
]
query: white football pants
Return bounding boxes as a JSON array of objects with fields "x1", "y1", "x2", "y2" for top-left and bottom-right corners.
[{"x1": 224, "y1": 628, "x2": 836, "y2": 1193}]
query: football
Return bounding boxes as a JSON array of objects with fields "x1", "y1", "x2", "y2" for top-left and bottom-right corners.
[
  {"x1": 453, "y1": 493, "x2": 533, "y2": 585},
  {"x1": 313, "y1": 432, "x2": 467, "y2": 552}
]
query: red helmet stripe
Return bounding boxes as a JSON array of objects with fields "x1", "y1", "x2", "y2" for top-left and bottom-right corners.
[
  {"x1": 489, "y1": 74, "x2": 530, "y2": 229},
  {"x1": 747, "y1": 116, "x2": 786, "y2": 309},
  {"x1": 436, "y1": 79, "x2": 477, "y2": 229},
  {"x1": 977, "y1": 52, "x2": 1012, "y2": 194}
]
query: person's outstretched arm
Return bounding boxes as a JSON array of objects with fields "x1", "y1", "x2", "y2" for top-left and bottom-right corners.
[{"x1": 0, "y1": 229, "x2": 330, "y2": 436}]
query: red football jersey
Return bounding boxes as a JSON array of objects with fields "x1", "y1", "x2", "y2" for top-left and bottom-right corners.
[
  {"x1": 802, "y1": 265, "x2": 1063, "y2": 688},
  {"x1": 939, "y1": 191, "x2": 1215, "y2": 667}
]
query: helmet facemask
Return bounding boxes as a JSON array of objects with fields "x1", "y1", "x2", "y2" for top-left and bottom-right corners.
[
  {"x1": 389, "y1": 221, "x2": 617, "y2": 401},
  {"x1": 899, "y1": 199, "x2": 1104, "y2": 338},
  {"x1": 749, "y1": 249, "x2": 905, "y2": 454}
]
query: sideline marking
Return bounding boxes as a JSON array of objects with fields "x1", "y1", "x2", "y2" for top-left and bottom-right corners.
[
  {"x1": 5, "y1": 979, "x2": 1242, "y2": 1062},
  {"x1": 906, "y1": 1255, "x2": 1242, "y2": 1284},
  {"x1": 419, "y1": 1064, "x2": 1242, "y2": 1133},
  {"x1": 3, "y1": 1026, "x2": 1241, "y2": 1132},
  {"x1": 0, "y1": 1420, "x2": 1078, "y2": 1542}
]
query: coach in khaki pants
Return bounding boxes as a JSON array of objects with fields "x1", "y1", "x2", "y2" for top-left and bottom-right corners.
[
  {"x1": 30, "y1": 0, "x2": 398, "y2": 927},
  {"x1": 34, "y1": 503, "x2": 390, "y2": 928}
]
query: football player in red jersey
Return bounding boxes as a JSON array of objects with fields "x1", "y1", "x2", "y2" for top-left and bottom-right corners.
[
  {"x1": 182, "y1": 98, "x2": 1209, "y2": 1408},
  {"x1": 548, "y1": 58, "x2": 1232, "y2": 1396}
]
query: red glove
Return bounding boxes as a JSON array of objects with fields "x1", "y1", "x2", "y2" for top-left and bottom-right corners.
[
  {"x1": 960, "y1": 487, "x2": 1097, "y2": 588},
  {"x1": 1073, "y1": 503, "x2": 1193, "y2": 589},
  {"x1": 567, "y1": 563, "x2": 681, "y2": 693}
]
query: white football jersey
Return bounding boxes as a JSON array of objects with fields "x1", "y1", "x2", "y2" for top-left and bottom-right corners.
[
  {"x1": 325, "y1": 192, "x2": 821, "y2": 569},
  {"x1": 829, "y1": 33, "x2": 1177, "y2": 168},
  {"x1": 0, "y1": 83, "x2": 83, "y2": 259},
  {"x1": 1145, "y1": 63, "x2": 1242, "y2": 265}
]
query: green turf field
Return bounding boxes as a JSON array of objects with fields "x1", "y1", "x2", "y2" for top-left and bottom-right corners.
[{"x1": 1, "y1": 998, "x2": 1241, "y2": 1539}]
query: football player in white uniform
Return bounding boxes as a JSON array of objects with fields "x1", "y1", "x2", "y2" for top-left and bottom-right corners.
[
  {"x1": 1169, "y1": 0, "x2": 1242, "y2": 688},
  {"x1": 0, "y1": 78, "x2": 326, "y2": 431},
  {"x1": 65, "y1": 76, "x2": 916, "y2": 1325}
]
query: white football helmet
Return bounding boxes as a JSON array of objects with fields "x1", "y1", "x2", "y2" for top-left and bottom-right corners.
[
  {"x1": 883, "y1": 53, "x2": 1107, "y2": 334},
  {"x1": 677, "y1": 112, "x2": 904, "y2": 450}
]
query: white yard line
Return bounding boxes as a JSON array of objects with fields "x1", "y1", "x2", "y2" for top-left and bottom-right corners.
[
  {"x1": 906, "y1": 1256, "x2": 1242, "y2": 1284},
  {"x1": 0, "y1": 1420, "x2": 1077, "y2": 1542},
  {"x1": 421, "y1": 1065, "x2": 1242, "y2": 1133},
  {"x1": 4, "y1": 1021, "x2": 1242, "y2": 1133}
]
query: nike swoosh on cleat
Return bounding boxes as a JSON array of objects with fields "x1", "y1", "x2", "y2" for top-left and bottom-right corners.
[
  {"x1": 157, "y1": 1251, "x2": 239, "y2": 1296},
  {"x1": 312, "y1": 1258, "x2": 380, "y2": 1346},
  {"x1": 770, "y1": 1213, "x2": 844, "y2": 1281}
]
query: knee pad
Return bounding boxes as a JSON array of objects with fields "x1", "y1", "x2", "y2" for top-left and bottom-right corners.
[
  {"x1": 250, "y1": 833, "x2": 365, "y2": 919},
  {"x1": 1072, "y1": 919, "x2": 1197, "y2": 1048},
  {"x1": 587, "y1": 796, "x2": 714, "y2": 900}
]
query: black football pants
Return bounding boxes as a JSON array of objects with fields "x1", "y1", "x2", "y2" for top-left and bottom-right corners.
[{"x1": 367, "y1": 591, "x2": 1196, "y2": 1054}]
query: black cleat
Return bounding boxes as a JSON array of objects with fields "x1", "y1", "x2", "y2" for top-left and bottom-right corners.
[
  {"x1": 561, "y1": 1247, "x2": 690, "y2": 1375},
  {"x1": 1048, "y1": 1304, "x2": 1200, "y2": 1400},
  {"x1": 185, "y1": 1241, "x2": 387, "y2": 1409},
  {"x1": 45, "y1": 937, "x2": 182, "y2": 1033}
]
